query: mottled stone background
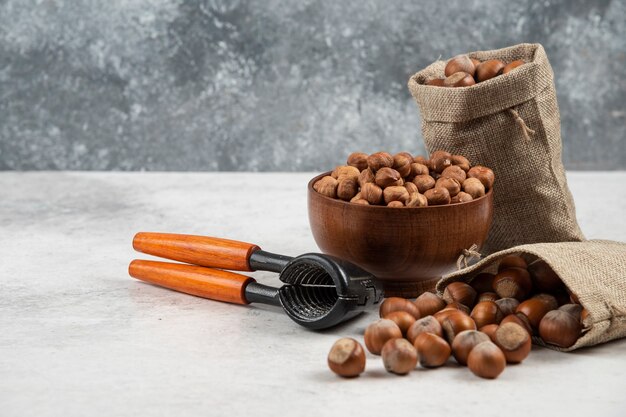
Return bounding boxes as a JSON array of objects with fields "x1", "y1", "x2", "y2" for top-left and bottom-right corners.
[{"x1": 0, "y1": 0, "x2": 624, "y2": 171}]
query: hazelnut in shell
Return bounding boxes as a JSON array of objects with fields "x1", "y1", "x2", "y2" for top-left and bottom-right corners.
[
  {"x1": 426, "y1": 78, "x2": 446, "y2": 86},
  {"x1": 407, "y1": 315, "x2": 443, "y2": 343},
  {"x1": 451, "y1": 329, "x2": 490, "y2": 366},
  {"x1": 479, "y1": 324, "x2": 499, "y2": 342},
  {"x1": 477, "y1": 292, "x2": 499, "y2": 303},
  {"x1": 382, "y1": 338, "x2": 418, "y2": 375},
  {"x1": 413, "y1": 332, "x2": 451, "y2": 368},
  {"x1": 441, "y1": 310, "x2": 477, "y2": 343},
  {"x1": 539, "y1": 310, "x2": 582, "y2": 348},
  {"x1": 467, "y1": 341, "x2": 506, "y2": 379},
  {"x1": 471, "y1": 272, "x2": 496, "y2": 294},
  {"x1": 497, "y1": 255, "x2": 527, "y2": 271},
  {"x1": 493, "y1": 322, "x2": 531, "y2": 363},
  {"x1": 528, "y1": 260, "x2": 563, "y2": 293},
  {"x1": 516, "y1": 298, "x2": 554, "y2": 330},
  {"x1": 444, "y1": 71, "x2": 476, "y2": 87},
  {"x1": 501, "y1": 313, "x2": 532, "y2": 335},
  {"x1": 445, "y1": 54, "x2": 476, "y2": 77},
  {"x1": 493, "y1": 268, "x2": 532, "y2": 300},
  {"x1": 502, "y1": 60, "x2": 525, "y2": 74},
  {"x1": 495, "y1": 298, "x2": 520, "y2": 317},
  {"x1": 414, "y1": 292, "x2": 446, "y2": 317},
  {"x1": 327, "y1": 338, "x2": 366, "y2": 377},
  {"x1": 442, "y1": 281, "x2": 477, "y2": 308},
  {"x1": 364, "y1": 319, "x2": 403, "y2": 355},
  {"x1": 384, "y1": 311, "x2": 416, "y2": 336},
  {"x1": 379, "y1": 297, "x2": 421, "y2": 319},
  {"x1": 475, "y1": 59, "x2": 505, "y2": 82},
  {"x1": 470, "y1": 301, "x2": 503, "y2": 329}
]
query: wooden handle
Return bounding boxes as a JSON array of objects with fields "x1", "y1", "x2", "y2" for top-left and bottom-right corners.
[
  {"x1": 132, "y1": 232, "x2": 260, "y2": 271},
  {"x1": 129, "y1": 260, "x2": 254, "y2": 305}
]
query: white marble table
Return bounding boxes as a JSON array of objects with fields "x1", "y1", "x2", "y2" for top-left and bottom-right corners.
[{"x1": 1, "y1": 172, "x2": 625, "y2": 417}]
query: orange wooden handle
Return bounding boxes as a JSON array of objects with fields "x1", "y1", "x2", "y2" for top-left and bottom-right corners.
[
  {"x1": 132, "y1": 232, "x2": 260, "y2": 271},
  {"x1": 129, "y1": 260, "x2": 254, "y2": 305}
]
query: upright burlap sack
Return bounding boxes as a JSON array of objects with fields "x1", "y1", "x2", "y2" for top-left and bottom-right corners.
[
  {"x1": 408, "y1": 43, "x2": 584, "y2": 254},
  {"x1": 436, "y1": 240, "x2": 626, "y2": 351}
]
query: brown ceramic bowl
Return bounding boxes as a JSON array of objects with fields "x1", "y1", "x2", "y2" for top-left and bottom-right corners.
[{"x1": 307, "y1": 172, "x2": 493, "y2": 298}]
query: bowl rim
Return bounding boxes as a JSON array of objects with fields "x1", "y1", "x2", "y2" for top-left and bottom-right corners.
[{"x1": 307, "y1": 171, "x2": 493, "y2": 210}]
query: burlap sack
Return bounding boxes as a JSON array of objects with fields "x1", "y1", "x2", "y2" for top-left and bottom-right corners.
[
  {"x1": 408, "y1": 43, "x2": 584, "y2": 254},
  {"x1": 436, "y1": 240, "x2": 626, "y2": 351}
]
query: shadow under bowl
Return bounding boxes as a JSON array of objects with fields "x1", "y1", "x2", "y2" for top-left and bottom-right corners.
[{"x1": 307, "y1": 172, "x2": 494, "y2": 298}]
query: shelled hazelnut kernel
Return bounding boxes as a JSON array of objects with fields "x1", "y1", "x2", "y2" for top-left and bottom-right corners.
[
  {"x1": 327, "y1": 338, "x2": 366, "y2": 377},
  {"x1": 313, "y1": 150, "x2": 494, "y2": 207}
]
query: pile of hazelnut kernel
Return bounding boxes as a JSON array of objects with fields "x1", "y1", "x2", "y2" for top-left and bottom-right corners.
[
  {"x1": 313, "y1": 150, "x2": 495, "y2": 207},
  {"x1": 327, "y1": 255, "x2": 588, "y2": 379},
  {"x1": 426, "y1": 55, "x2": 526, "y2": 87}
]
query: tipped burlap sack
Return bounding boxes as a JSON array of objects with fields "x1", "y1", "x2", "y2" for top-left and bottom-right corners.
[
  {"x1": 436, "y1": 240, "x2": 626, "y2": 351},
  {"x1": 408, "y1": 43, "x2": 584, "y2": 254}
]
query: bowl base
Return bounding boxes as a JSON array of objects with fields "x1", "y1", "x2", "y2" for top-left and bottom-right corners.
[{"x1": 381, "y1": 277, "x2": 440, "y2": 298}]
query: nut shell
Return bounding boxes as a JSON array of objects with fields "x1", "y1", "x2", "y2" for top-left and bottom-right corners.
[
  {"x1": 494, "y1": 322, "x2": 531, "y2": 363},
  {"x1": 471, "y1": 273, "x2": 496, "y2": 294},
  {"x1": 407, "y1": 315, "x2": 443, "y2": 343},
  {"x1": 384, "y1": 311, "x2": 417, "y2": 335},
  {"x1": 413, "y1": 332, "x2": 451, "y2": 368},
  {"x1": 364, "y1": 319, "x2": 403, "y2": 355},
  {"x1": 414, "y1": 292, "x2": 446, "y2": 317},
  {"x1": 495, "y1": 298, "x2": 520, "y2": 317},
  {"x1": 327, "y1": 338, "x2": 366, "y2": 377},
  {"x1": 528, "y1": 260, "x2": 563, "y2": 293},
  {"x1": 379, "y1": 297, "x2": 421, "y2": 319},
  {"x1": 497, "y1": 255, "x2": 528, "y2": 271},
  {"x1": 493, "y1": 268, "x2": 532, "y2": 300},
  {"x1": 467, "y1": 341, "x2": 506, "y2": 379},
  {"x1": 470, "y1": 301, "x2": 503, "y2": 329},
  {"x1": 381, "y1": 338, "x2": 418, "y2": 375},
  {"x1": 441, "y1": 310, "x2": 477, "y2": 343},
  {"x1": 442, "y1": 281, "x2": 477, "y2": 308},
  {"x1": 539, "y1": 310, "x2": 582, "y2": 348},
  {"x1": 452, "y1": 330, "x2": 490, "y2": 366}
]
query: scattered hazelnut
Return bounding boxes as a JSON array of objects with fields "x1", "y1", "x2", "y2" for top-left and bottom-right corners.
[
  {"x1": 500, "y1": 313, "x2": 532, "y2": 335},
  {"x1": 462, "y1": 177, "x2": 485, "y2": 199},
  {"x1": 414, "y1": 292, "x2": 446, "y2": 317},
  {"x1": 384, "y1": 311, "x2": 417, "y2": 336},
  {"x1": 467, "y1": 166, "x2": 495, "y2": 190},
  {"x1": 407, "y1": 315, "x2": 443, "y2": 343},
  {"x1": 424, "y1": 187, "x2": 451, "y2": 205},
  {"x1": 367, "y1": 152, "x2": 393, "y2": 172},
  {"x1": 479, "y1": 324, "x2": 499, "y2": 342},
  {"x1": 470, "y1": 301, "x2": 503, "y2": 328},
  {"x1": 451, "y1": 154, "x2": 471, "y2": 172},
  {"x1": 413, "y1": 332, "x2": 451, "y2": 368},
  {"x1": 383, "y1": 186, "x2": 410, "y2": 205},
  {"x1": 381, "y1": 338, "x2": 418, "y2": 375},
  {"x1": 441, "y1": 310, "x2": 477, "y2": 343},
  {"x1": 313, "y1": 176, "x2": 338, "y2": 198},
  {"x1": 327, "y1": 338, "x2": 366, "y2": 377},
  {"x1": 435, "y1": 177, "x2": 461, "y2": 197},
  {"x1": 379, "y1": 297, "x2": 421, "y2": 319},
  {"x1": 445, "y1": 55, "x2": 476, "y2": 77},
  {"x1": 441, "y1": 165, "x2": 467, "y2": 183},
  {"x1": 375, "y1": 167, "x2": 402, "y2": 188},
  {"x1": 475, "y1": 59, "x2": 505, "y2": 82},
  {"x1": 495, "y1": 298, "x2": 520, "y2": 317},
  {"x1": 467, "y1": 341, "x2": 506, "y2": 379},
  {"x1": 361, "y1": 182, "x2": 383, "y2": 205},
  {"x1": 444, "y1": 71, "x2": 476, "y2": 87},
  {"x1": 493, "y1": 268, "x2": 532, "y2": 300},
  {"x1": 336, "y1": 178, "x2": 358, "y2": 201},
  {"x1": 493, "y1": 322, "x2": 531, "y2": 363},
  {"x1": 452, "y1": 329, "x2": 490, "y2": 366},
  {"x1": 346, "y1": 152, "x2": 369, "y2": 171},
  {"x1": 412, "y1": 174, "x2": 436, "y2": 193},
  {"x1": 364, "y1": 319, "x2": 403, "y2": 355},
  {"x1": 539, "y1": 310, "x2": 582, "y2": 348},
  {"x1": 450, "y1": 192, "x2": 473, "y2": 204},
  {"x1": 442, "y1": 281, "x2": 477, "y2": 308},
  {"x1": 502, "y1": 60, "x2": 525, "y2": 74}
]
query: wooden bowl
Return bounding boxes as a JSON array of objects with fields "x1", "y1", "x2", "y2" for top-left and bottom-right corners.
[{"x1": 307, "y1": 173, "x2": 493, "y2": 298}]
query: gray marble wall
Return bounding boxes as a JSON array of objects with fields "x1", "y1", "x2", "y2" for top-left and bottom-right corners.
[{"x1": 1, "y1": 0, "x2": 624, "y2": 171}]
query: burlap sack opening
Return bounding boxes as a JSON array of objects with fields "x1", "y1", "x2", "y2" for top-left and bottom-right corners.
[
  {"x1": 436, "y1": 240, "x2": 626, "y2": 351},
  {"x1": 408, "y1": 43, "x2": 585, "y2": 254}
]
